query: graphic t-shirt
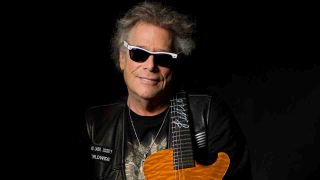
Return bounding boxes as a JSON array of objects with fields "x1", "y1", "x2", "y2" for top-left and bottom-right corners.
[{"x1": 125, "y1": 106, "x2": 170, "y2": 180}]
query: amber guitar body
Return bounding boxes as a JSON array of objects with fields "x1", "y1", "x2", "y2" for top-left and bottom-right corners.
[{"x1": 143, "y1": 148, "x2": 230, "y2": 180}]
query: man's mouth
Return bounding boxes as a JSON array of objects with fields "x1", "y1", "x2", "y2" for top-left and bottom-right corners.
[{"x1": 138, "y1": 76, "x2": 160, "y2": 84}]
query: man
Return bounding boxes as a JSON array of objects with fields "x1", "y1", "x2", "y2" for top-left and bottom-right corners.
[{"x1": 86, "y1": 1, "x2": 252, "y2": 179}]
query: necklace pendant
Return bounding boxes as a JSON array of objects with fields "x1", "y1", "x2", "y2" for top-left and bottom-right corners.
[{"x1": 141, "y1": 153, "x2": 147, "y2": 167}]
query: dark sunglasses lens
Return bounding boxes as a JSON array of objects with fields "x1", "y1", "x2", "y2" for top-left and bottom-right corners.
[
  {"x1": 129, "y1": 49, "x2": 149, "y2": 62},
  {"x1": 129, "y1": 48, "x2": 175, "y2": 68},
  {"x1": 154, "y1": 54, "x2": 174, "y2": 68}
]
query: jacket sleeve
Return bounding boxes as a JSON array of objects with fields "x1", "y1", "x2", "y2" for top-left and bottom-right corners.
[{"x1": 207, "y1": 94, "x2": 252, "y2": 179}]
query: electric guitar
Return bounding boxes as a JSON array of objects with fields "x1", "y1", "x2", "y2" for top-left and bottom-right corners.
[{"x1": 143, "y1": 92, "x2": 230, "y2": 179}]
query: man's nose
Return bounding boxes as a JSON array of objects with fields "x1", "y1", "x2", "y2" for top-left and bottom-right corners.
[{"x1": 143, "y1": 55, "x2": 156, "y2": 70}]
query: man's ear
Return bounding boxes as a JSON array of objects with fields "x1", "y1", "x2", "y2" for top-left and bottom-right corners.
[{"x1": 119, "y1": 51, "x2": 126, "y2": 71}]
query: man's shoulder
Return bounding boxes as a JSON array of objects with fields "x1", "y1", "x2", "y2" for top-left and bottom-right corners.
[
  {"x1": 186, "y1": 89, "x2": 228, "y2": 113},
  {"x1": 86, "y1": 102, "x2": 125, "y2": 113},
  {"x1": 85, "y1": 101, "x2": 126, "y2": 141},
  {"x1": 85, "y1": 99, "x2": 126, "y2": 125},
  {"x1": 86, "y1": 97, "x2": 127, "y2": 115},
  {"x1": 187, "y1": 89, "x2": 220, "y2": 102}
]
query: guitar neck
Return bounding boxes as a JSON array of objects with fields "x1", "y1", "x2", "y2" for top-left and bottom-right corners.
[{"x1": 171, "y1": 91, "x2": 195, "y2": 170}]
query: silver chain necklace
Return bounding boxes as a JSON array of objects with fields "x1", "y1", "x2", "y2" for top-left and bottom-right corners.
[{"x1": 128, "y1": 105, "x2": 169, "y2": 162}]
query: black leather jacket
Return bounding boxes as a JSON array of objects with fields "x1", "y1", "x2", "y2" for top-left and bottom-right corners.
[{"x1": 86, "y1": 93, "x2": 252, "y2": 180}]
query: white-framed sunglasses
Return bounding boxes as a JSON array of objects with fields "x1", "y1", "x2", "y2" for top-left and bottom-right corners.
[{"x1": 123, "y1": 41, "x2": 178, "y2": 68}]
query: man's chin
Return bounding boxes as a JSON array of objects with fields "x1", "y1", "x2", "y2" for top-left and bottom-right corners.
[{"x1": 136, "y1": 90, "x2": 162, "y2": 100}]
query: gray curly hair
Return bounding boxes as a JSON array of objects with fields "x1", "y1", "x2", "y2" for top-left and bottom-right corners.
[{"x1": 111, "y1": 1, "x2": 196, "y2": 70}]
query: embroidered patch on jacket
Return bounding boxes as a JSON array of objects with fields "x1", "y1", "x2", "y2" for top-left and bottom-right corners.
[{"x1": 90, "y1": 144, "x2": 114, "y2": 162}]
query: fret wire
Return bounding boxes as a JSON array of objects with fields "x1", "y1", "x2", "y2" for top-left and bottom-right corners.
[
  {"x1": 174, "y1": 153, "x2": 194, "y2": 157},
  {"x1": 174, "y1": 156, "x2": 193, "y2": 160},
  {"x1": 174, "y1": 153, "x2": 193, "y2": 155},
  {"x1": 174, "y1": 159, "x2": 194, "y2": 163},
  {"x1": 174, "y1": 162, "x2": 194, "y2": 166},
  {"x1": 172, "y1": 142, "x2": 192, "y2": 146},
  {"x1": 173, "y1": 149, "x2": 193, "y2": 153},
  {"x1": 172, "y1": 130, "x2": 191, "y2": 133},
  {"x1": 172, "y1": 138, "x2": 192, "y2": 141},
  {"x1": 174, "y1": 155, "x2": 194, "y2": 159},
  {"x1": 174, "y1": 164, "x2": 194, "y2": 167}
]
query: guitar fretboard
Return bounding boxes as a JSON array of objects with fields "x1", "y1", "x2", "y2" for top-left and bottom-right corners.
[{"x1": 171, "y1": 92, "x2": 195, "y2": 170}]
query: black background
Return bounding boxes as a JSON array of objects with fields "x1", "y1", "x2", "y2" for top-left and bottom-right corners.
[{"x1": 10, "y1": 0, "x2": 319, "y2": 179}]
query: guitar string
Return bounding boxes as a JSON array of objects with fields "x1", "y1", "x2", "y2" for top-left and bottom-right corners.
[
  {"x1": 170, "y1": 100, "x2": 175, "y2": 179},
  {"x1": 172, "y1": 98, "x2": 179, "y2": 180},
  {"x1": 176, "y1": 98, "x2": 181, "y2": 180},
  {"x1": 171, "y1": 98, "x2": 178, "y2": 179},
  {"x1": 178, "y1": 97, "x2": 183, "y2": 179},
  {"x1": 176, "y1": 97, "x2": 182, "y2": 180},
  {"x1": 173, "y1": 96, "x2": 183, "y2": 180},
  {"x1": 171, "y1": 100, "x2": 177, "y2": 179},
  {"x1": 127, "y1": 103, "x2": 170, "y2": 168}
]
